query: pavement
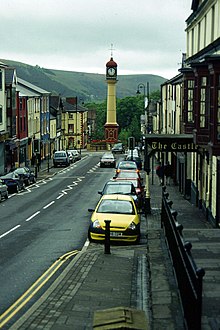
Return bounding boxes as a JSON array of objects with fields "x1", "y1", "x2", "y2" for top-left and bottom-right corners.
[{"x1": 5, "y1": 154, "x2": 220, "y2": 329}]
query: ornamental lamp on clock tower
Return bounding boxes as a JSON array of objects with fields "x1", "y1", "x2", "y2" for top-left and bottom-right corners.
[{"x1": 104, "y1": 56, "x2": 119, "y2": 145}]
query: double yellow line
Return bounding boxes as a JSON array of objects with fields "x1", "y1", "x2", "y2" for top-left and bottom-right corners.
[{"x1": 0, "y1": 250, "x2": 79, "y2": 328}]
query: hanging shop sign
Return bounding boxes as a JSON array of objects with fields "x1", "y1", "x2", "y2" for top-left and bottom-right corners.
[{"x1": 145, "y1": 134, "x2": 197, "y2": 152}]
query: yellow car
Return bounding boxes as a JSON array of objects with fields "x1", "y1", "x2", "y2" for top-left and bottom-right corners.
[{"x1": 88, "y1": 194, "x2": 140, "y2": 243}]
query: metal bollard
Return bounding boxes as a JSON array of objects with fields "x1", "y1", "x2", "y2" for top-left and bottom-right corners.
[{"x1": 104, "y1": 220, "x2": 111, "y2": 254}]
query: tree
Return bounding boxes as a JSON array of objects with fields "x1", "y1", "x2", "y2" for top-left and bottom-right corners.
[{"x1": 85, "y1": 91, "x2": 160, "y2": 143}]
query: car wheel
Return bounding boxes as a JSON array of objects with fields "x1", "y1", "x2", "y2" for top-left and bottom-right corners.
[
  {"x1": 26, "y1": 179, "x2": 31, "y2": 186},
  {"x1": 0, "y1": 192, "x2": 2, "y2": 202},
  {"x1": 32, "y1": 177, "x2": 36, "y2": 183},
  {"x1": 5, "y1": 191, "x2": 8, "y2": 199}
]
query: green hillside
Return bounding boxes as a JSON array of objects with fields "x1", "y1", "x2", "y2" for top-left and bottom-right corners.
[{"x1": 1, "y1": 59, "x2": 167, "y2": 101}]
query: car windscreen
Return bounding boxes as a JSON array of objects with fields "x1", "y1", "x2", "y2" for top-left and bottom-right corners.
[
  {"x1": 14, "y1": 168, "x2": 26, "y2": 174},
  {"x1": 97, "y1": 199, "x2": 135, "y2": 214},
  {"x1": 102, "y1": 155, "x2": 114, "y2": 160}
]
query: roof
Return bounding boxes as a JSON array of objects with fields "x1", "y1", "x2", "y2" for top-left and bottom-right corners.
[
  {"x1": 17, "y1": 77, "x2": 50, "y2": 95},
  {"x1": 16, "y1": 84, "x2": 41, "y2": 97},
  {"x1": 106, "y1": 57, "x2": 117, "y2": 68},
  {"x1": 63, "y1": 99, "x2": 88, "y2": 112}
]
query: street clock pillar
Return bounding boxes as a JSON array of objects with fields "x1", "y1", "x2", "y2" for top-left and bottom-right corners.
[{"x1": 104, "y1": 56, "x2": 119, "y2": 143}]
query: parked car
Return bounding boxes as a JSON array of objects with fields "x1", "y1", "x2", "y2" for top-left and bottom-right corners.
[
  {"x1": 67, "y1": 151, "x2": 74, "y2": 163},
  {"x1": 115, "y1": 169, "x2": 143, "y2": 183},
  {"x1": 0, "y1": 179, "x2": 8, "y2": 201},
  {"x1": 69, "y1": 150, "x2": 81, "y2": 161},
  {"x1": 13, "y1": 167, "x2": 36, "y2": 186},
  {"x1": 53, "y1": 151, "x2": 70, "y2": 167},
  {"x1": 115, "y1": 160, "x2": 138, "y2": 175},
  {"x1": 88, "y1": 194, "x2": 140, "y2": 243},
  {"x1": 111, "y1": 143, "x2": 125, "y2": 154},
  {"x1": 100, "y1": 153, "x2": 116, "y2": 168},
  {"x1": 126, "y1": 156, "x2": 142, "y2": 170},
  {"x1": 114, "y1": 177, "x2": 145, "y2": 206},
  {"x1": 98, "y1": 180, "x2": 139, "y2": 208},
  {"x1": 0, "y1": 172, "x2": 25, "y2": 193}
]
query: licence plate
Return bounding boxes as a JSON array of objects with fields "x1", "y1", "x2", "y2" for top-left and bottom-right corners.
[{"x1": 110, "y1": 232, "x2": 123, "y2": 237}]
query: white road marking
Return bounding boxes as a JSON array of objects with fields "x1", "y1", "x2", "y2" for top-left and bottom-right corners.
[
  {"x1": 0, "y1": 225, "x2": 21, "y2": 239},
  {"x1": 26, "y1": 211, "x2": 41, "y2": 222},
  {"x1": 56, "y1": 194, "x2": 64, "y2": 199},
  {"x1": 43, "y1": 201, "x2": 55, "y2": 209}
]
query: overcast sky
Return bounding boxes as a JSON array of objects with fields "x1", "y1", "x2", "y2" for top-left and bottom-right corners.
[{"x1": 1, "y1": 0, "x2": 192, "y2": 79}]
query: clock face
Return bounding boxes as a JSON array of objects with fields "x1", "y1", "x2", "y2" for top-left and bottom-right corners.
[{"x1": 107, "y1": 67, "x2": 116, "y2": 76}]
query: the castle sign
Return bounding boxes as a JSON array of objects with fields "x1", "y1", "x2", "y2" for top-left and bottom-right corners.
[{"x1": 145, "y1": 134, "x2": 197, "y2": 152}]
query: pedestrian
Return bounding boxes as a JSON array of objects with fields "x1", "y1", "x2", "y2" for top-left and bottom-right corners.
[
  {"x1": 164, "y1": 161, "x2": 172, "y2": 185},
  {"x1": 156, "y1": 162, "x2": 164, "y2": 185},
  {"x1": 37, "y1": 153, "x2": 41, "y2": 172}
]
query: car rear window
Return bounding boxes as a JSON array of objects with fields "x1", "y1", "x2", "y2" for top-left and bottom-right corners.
[
  {"x1": 55, "y1": 152, "x2": 66, "y2": 157},
  {"x1": 105, "y1": 184, "x2": 131, "y2": 194}
]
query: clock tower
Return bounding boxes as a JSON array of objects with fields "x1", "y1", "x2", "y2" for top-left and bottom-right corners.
[{"x1": 104, "y1": 56, "x2": 119, "y2": 143}]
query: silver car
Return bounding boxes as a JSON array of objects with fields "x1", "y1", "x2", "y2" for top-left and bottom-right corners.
[{"x1": 0, "y1": 179, "x2": 8, "y2": 201}]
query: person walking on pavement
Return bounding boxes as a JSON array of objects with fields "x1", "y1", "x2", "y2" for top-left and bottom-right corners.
[
  {"x1": 164, "y1": 161, "x2": 172, "y2": 185},
  {"x1": 156, "y1": 162, "x2": 164, "y2": 185}
]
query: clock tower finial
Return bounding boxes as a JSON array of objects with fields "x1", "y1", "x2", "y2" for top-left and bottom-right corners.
[{"x1": 110, "y1": 43, "x2": 115, "y2": 58}]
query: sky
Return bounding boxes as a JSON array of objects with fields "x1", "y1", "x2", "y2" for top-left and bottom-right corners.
[{"x1": 0, "y1": 0, "x2": 193, "y2": 79}]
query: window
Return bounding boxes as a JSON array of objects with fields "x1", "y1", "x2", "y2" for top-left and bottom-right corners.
[
  {"x1": 217, "y1": 75, "x2": 220, "y2": 140},
  {"x1": 19, "y1": 98, "x2": 23, "y2": 110},
  {"x1": 20, "y1": 117, "x2": 22, "y2": 132},
  {"x1": 199, "y1": 77, "x2": 207, "y2": 128},
  {"x1": 211, "y1": 5, "x2": 215, "y2": 43},
  {"x1": 191, "y1": 28, "x2": 194, "y2": 54},
  {"x1": 23, "y1": 117, "x2": 26, "y2": 131},
  {"x1": 187, "y1": 80, "x2": 194, "y2": 122},
  {"x1": 68, "y1": 124, "x2": 74, "y2": 133}
]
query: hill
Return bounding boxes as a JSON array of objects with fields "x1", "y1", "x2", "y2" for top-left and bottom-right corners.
[{"x1": 1, "y1": 59, "x2": 167, "y2": 101}]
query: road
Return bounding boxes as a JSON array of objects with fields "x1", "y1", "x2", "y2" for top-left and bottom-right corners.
[{"x1": 0, "y1": 152, "x2": 119, "y2": 321}]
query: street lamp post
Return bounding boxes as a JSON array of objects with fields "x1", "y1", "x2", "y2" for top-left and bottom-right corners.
[{"x1": 136, "y1": 82, "x2": 151, "y2": 214}]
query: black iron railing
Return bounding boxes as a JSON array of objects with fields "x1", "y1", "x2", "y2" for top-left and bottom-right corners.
[{"x1": 161, "y1": 187, "x2": 205, "y2": 330}]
